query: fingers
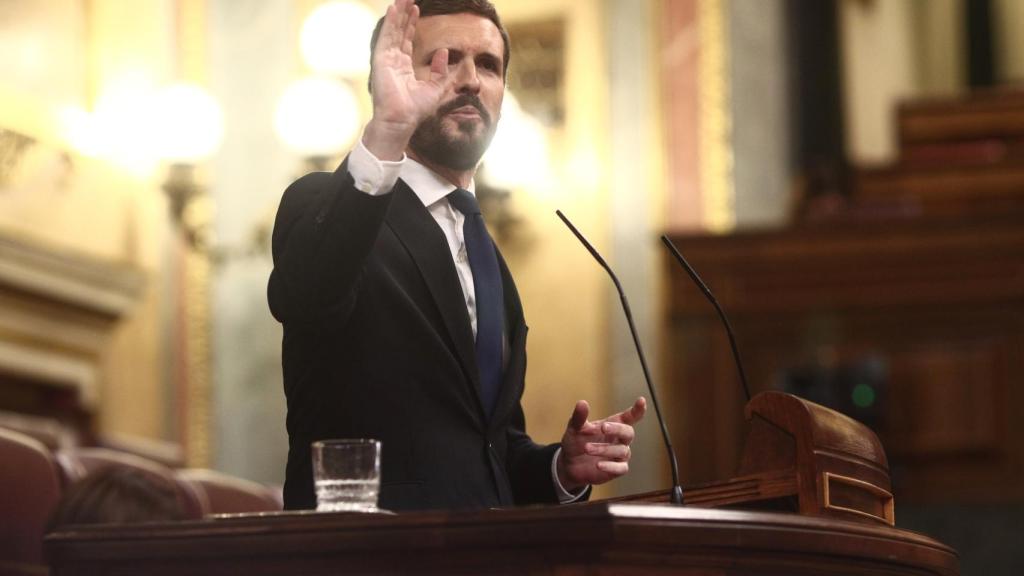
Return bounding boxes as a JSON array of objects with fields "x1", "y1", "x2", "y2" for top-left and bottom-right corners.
[
  {"x1": 596, "y1": 461, "x2": 629, "y2": 475},
  {"x1": 379, "y1": 0, "x2": 416, "y2": 54},
  {"x1": 567, "y1": 400, "x2": 590, "y2": 432},
  {"x1": 585, "y1": 443, "x2": 630, "y2": 461},
  {"x1": 429, "y1": 48, "x2": 449, "y2": 82},
  {"x1": 560, "y1": 399, "x2": 640, "y2": 486},
  {"x1": 600, "y1": 422, "x2": 635, "y2": 445},
  {"x1": 394, "y1": 0, "x2": 412, "y2": 23},
  {"x1": 401, "y1": 3, "x2": 419, "y2": 54},
  {"x1": 618, "y1": 396, "x2": 647, "y2": 425},
  {"x1": 375, "y1": 7, "x2": 398, "y2": 57}
]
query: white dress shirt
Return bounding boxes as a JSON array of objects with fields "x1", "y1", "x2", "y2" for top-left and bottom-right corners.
[{"x1": 347, "y1": 137, "x2": 585, "y2": 503}]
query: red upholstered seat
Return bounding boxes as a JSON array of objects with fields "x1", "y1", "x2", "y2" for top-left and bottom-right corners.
[
  {"x1": 55, "y1": 448, "x2": 206, "y2": 519},
  {"x1": 0, "y1": 411, "x2": 74, "y2": 452},
  {"x1": 0, "y1": 427, "x2": 62, "y2": 569},
  {"x1": 176, "y1": 468, "x2": 282, "y2": 515}
]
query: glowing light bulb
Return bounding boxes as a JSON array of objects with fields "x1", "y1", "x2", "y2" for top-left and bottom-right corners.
[
  {"x1": 300, "y1": 1, "x2": 378, "y2": 76},
  {"x1": 275, "y1": 76, "x2": 361, "y2": 156},
  {"x1": 151, "y1": 83, "x2": 225, "y2": 163},
  {"x1": 482, "y1": 94, "x2": 551, "y2": 190}
]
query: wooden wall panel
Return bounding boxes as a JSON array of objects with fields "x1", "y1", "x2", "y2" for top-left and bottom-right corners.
[{"x1": 663, "y1": 216, "x2": 1024, "y2": 505}]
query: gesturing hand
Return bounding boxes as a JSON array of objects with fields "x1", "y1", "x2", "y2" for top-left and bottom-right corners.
[
  {"x1": 364, "y1": 0, "x2": 452, "y2": 160},
  {"x1": 556, "y1": 397, "x2": 647, "y2": 492}
]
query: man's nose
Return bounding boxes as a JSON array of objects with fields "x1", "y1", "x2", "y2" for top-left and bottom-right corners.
[{"x1": 453, "y1": 60, "x2": 481, "y2": 93}]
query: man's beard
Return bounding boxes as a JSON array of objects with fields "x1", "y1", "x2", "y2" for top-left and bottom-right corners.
[{"x1": 409, "y1": 94, "x2": 496, "y2": 171}]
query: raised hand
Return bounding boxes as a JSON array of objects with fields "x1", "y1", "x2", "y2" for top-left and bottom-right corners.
[
  {"x1": 557, "y1": 397, "x2": 647, "y2": 491},
  {"x1": 363, "y1": 0, "x2": 453, "y2": 161}
]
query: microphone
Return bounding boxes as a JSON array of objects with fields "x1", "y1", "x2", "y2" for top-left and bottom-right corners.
[
  {"x1": 659, "y1": 235, "x2": 752, "y2": 402},
  {"x1": 556, "y1": 210, "x2": 684, "y2": 505}
]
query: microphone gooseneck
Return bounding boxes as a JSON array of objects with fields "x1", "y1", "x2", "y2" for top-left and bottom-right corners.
[
  {"x1": 556, "y1": 210, "x2": 684, "y2": 505},
  {"x1": 659, "y1": 235, "x2": 752, "y2": 403}
]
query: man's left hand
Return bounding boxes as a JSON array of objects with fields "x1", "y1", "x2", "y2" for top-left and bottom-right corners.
[{"x1": 556, "y1": 397, "x2": 647, "y2": 492}]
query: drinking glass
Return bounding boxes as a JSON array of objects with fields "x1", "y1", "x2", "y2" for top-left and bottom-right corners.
[{"x1": 311, "y1": 439, "x2": 381, "y2": 512}]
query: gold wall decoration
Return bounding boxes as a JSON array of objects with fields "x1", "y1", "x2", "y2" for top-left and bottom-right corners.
[
  {"x1": 0, "y1": 128, "x2": 35, "y2": 188},
  {"x1": 505, "y1": 19, "x2": 566, "y2": 126},
  {"x1": 0, "y1": 231, "x2": 145, "y2": 442},
  {"x1": 175, "y1": 0, "x2": 213, "y2": 468},
  {"x1": 183, "y1": 246, "x2": 211, "y2": 468},
  {"x1": 698, "y1": 0, "x2": 735, "y2": 232}
]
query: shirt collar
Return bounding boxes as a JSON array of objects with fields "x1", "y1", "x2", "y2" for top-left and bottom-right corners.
[{"x1": 401, "y1": 156, "x2": 476, "y2": 208}]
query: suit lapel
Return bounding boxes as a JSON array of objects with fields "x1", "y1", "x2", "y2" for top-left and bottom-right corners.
[{"x1": 384, "y1": 183, "x2": 484, "y2": 417}]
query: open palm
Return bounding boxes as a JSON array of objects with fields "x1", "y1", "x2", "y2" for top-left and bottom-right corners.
[{"x1": 370, "y1": 0, "x2": 452, "y2": 132}]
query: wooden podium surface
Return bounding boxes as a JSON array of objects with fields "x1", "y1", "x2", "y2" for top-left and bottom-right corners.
[{"x1": 45, "y1": 502, "x2": 958, "y2": 576}]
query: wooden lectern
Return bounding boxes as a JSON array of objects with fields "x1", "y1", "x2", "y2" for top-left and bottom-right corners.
[
  {"x1": 684, "y1": 391, "x2": 895, "y2": 525},
  {"x1": 45, "y1": 392, "x2": 959, "y2": 575}
]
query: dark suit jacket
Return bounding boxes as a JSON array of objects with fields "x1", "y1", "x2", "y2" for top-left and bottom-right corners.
[{"x1": 268, "y1": 162, "x2": 563, "y2": 511}]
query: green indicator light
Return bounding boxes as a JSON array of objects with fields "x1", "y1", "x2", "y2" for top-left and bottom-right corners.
[{"x1": 852, "y1": 383, "x2": 876, "y2": 408}]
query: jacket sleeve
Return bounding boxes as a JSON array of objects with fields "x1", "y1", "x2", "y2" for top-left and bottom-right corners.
[
  {"x1": 505, "y1": 405, "x2": 591, "y2": 506},
  {"x1": 505, "y1": 407, "x2": 561, "y2": 505},
  {"x1": 267, "y1": 159, "x2": 395, "y2": 328}
]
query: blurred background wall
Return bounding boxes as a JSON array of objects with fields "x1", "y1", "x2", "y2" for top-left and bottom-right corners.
[{"x1": 1, "y1": 0, "x2": 1022, "y2": 572}]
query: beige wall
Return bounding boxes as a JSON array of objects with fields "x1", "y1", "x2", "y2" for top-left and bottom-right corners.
[
  {"x1": 910, "y1": 0, "x2": 964, "y2": 95},
  {"x1": 79, "y1": 0, "x2": 174, "y2": 442},
  {"x1": 495, "y1": 0, "x2": 671, "y2": 498},
  {"x1": 604, "y1": 0, "x2": 669, "y2": 496},
  {"x1": 837, "y1": 0, "x2": 1024, "y2": 165},
  {"x1": 493, "y1": 0, "x2": 613, "y2": 455},
  {"x1": 0, "y1": 1, "x2": 86, "y2": 141},
  {"x1": 0, "y1": 0, "x2": 173, "y2": 443},
  {"x1": 839, "y1": 0, "x2": 919, "y2": 165},
  {"x1": 994, "y1": 0, "x2": 1024, "y2": 84}
]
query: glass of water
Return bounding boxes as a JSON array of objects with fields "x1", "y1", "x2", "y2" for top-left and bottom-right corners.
[{"x1": 311, "y1": 439, "x2": 381, "y2": 512}]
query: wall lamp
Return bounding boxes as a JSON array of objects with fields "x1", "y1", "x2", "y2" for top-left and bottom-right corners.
[{"x1": 152, "y1": 83, "x2": 224, "y2": 251}]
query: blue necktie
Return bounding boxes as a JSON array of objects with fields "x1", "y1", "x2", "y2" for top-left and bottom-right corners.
[{"x1": 448, "y1": 189, "x2": 504, "y2": 419}]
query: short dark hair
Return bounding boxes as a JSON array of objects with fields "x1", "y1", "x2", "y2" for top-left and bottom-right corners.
[
  {"x1": 46, "y1": 467, "x2": 185, "y2": 531},
  {"x1": 368, "y1": 0, "x2": 511, "y2": 92}
]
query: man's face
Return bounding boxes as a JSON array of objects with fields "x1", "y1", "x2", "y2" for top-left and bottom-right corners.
[{"x1": 409, "y1": 13, "x2": 505, "y2": 171}]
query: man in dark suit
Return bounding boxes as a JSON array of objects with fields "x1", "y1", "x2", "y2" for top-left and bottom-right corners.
[{"x1": 269, "y1": 0, "x2": 646, "y2": 511}]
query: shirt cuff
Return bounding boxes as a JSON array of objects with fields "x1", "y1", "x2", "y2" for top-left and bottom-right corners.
[
  {"x1": 348, "y1": 133, "x2": 404, "y2": 196},
  {"x1": 551, "y1": 447, "x2": 588, "y2": 504}
]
